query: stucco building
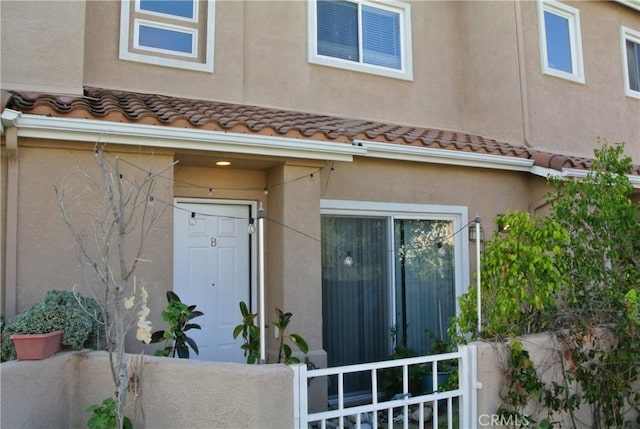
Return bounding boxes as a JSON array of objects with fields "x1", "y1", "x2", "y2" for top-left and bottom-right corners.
[{"x1": 2, "y1": 0, "x2": 639, "y2": 402}]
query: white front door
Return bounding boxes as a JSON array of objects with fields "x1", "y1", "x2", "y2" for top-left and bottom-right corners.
[{"x1": 173, "y1": 201, "x2": 252, "y2": 362}]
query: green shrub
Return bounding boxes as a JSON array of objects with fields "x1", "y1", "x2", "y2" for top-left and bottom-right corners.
[
  {"x1": 86, "y1": 397, "x2": 132, "y2": 429},
  {"x1": 1, "y1": 289, "x2": 103, "y2": 361}
]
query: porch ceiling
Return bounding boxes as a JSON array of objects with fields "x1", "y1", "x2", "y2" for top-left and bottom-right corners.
[{"x1": 174, "y1": 151, "x2": 283, "y2": 171}]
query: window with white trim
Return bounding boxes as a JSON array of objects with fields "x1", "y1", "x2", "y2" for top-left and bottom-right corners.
[
  {"x1": 119, "y1": 0, "x2": 215, "y2": 72},
  {"x1": 621, "y1": 26, "x2": 640, "y2": 99},
  {"x1": 537, "y1": 0, "x2": 584, "y2": 83},
  {"x1": 308, "y1": 0, "x2": 413, "y2": 80}
]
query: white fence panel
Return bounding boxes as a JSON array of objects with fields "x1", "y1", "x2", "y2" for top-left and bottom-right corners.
[{"x1": 293, "y1": 344, "x2": 479, "y2": 429}]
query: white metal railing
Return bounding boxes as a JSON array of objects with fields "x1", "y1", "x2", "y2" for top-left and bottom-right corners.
[{"x1": 293, "y1": 344, "x2": 478, "y2": 429}]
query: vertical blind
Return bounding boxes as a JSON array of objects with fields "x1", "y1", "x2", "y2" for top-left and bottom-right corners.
[
  {"x1": 322, "y1": 216, "x2": 389, "y2": 397},
  {"x1": 322, "y1": 216, "x2": 456, "y2": 397}
]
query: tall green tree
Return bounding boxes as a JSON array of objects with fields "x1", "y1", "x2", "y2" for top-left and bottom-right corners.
[{"x1": 451, "y1": 141, "x2": 640, "y2": 428}]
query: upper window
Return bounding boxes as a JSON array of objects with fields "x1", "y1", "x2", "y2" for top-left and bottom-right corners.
[
  {"x1": 119, "y1": 0, "x2": 215, "y2": 72},
  {"x1": 308, "y1": 0, "x2": 413, "y2": 80},
  {"x1": 537, "y1": 0, "x2": 584, "y2": 83},
  {"x1": 621, "y1": 26, "x2": 640, "y2": 99}
]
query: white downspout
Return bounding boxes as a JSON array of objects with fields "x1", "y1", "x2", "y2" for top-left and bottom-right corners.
[
  {"x1": 2, "y1": 109, "x2": 21, "y2": 320},
  {"x1": 257, "y1": 202, "x2": 266, "y2": 363},
  {"x1": 474, "y1": 215, "x2": 482, "y2": 336},
  {"x1": 513, "y1": 0, "x2": 533, "y2": 148}
]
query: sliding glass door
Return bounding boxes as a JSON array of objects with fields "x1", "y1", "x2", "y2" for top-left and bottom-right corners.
[{"x1": 321, "y1": 207, "x2": 462, "y2": 400}]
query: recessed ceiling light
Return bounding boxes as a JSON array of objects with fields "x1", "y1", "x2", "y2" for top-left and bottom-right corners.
[{"x1": 216, "y1": 161, "x2": 231, "y2": 166}]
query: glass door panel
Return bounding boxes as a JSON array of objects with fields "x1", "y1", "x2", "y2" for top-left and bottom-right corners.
[{"x1": 394, "y1": 219, "x2": 455, "y2": 354}]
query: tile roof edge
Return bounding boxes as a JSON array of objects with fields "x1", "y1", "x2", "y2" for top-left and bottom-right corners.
[{"x1": 4, "y1": 87, "x2": 638, "y2": 176}]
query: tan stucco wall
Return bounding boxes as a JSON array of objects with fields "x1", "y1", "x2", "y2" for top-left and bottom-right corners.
[
  {"x1": 3, "y1": 1, "x2": 637, "y2": 162},
  {"x1": 79, "y1": 0, "x2": 640, "y2": 162},
  {"x1": 4, "y1": 142, "x2": 174, "y2": 352},
  {"x1": 475, "y1": 333, "x2": 640, "y2": 427},
  {"x1": 82, "y1": 1, "x2": 466, "y2": 135},
  {"x1": 320, "y1": 157, "x2": 540, "y2": 235},
  {"x1": 264, "y1": 162, "x2": 329, "y2": 411},
  {"x1": 0, "y1": 0, "x2": 86, "y2": 95},
  {"x1": 459, "y1": 1, "x2": 524, "y2": 144},
  {"x1": 1, "y1": 146, "x2": 7, "y2": 315},
  {"x1": 519, "y1": 1, "x2": 640, "y2": 162},
  {"x1": 5, "y1": 338, "x2": 638, "y2": 428},
  {"x1": 1, "y1": 136, "x2": 556, "y2": 352},
  {"x1": 174, "y1": 165, "x2": 268, "y2": 203},
  {"x1": 1, "y1": 351, "x2": 294, "y2": 429},
  {"x1": 83, "y1": 0, "x2": 246, "y2": 104}
]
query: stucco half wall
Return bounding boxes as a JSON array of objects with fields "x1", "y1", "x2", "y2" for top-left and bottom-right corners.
[{"x1": 0, "y1": 351, "x2": 294, "y2": 429}]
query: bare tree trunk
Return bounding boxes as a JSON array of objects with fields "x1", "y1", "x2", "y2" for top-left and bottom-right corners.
[
  {"x1": 56, "y1": 147, "x2": 176, "y2": 429},
  {"x1": 114, "y1": 292, "x2": 128, "y2": 429}
]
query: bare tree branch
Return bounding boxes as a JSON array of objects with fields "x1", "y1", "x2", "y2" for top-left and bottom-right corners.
[{"x1": 56, "y1": 146, "x2": 173, "y2": 429}]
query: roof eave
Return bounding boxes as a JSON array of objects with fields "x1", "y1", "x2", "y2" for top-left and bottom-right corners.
[
  {"x1": 357, "y1": 140, "x2": 534, "y2": 172},
  {"x1": 531, "y1": 165, "x2": 640, "y2": 188},
  {"x1": 1, "y1": 111, "x2": 366, "y2": 162}
]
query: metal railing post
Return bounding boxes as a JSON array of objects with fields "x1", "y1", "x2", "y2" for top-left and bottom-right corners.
[{"x1": 292, "y1": 363, "x2": 308, "y2": 429}]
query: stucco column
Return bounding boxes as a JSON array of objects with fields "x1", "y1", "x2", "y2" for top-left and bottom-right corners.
[
  {"x1": 266, "y1": 162, "x2": 327, "y2": 410},
  {"x1": 2, "y1": 118, "x2": 19, "y2": 320},
  {"x1": 266, "y1": 163, "x2": 324, "y2": 348}
]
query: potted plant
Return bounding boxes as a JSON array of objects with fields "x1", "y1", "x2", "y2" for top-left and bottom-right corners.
[
  {"x1": 86, "y1": 397, "x2": 133, "y2": 429},
  {"x1": 1, "y1": 289, "x2": 103, "y2": 361},
  {"x1": 422, "y1": 330, "x2": 456, "y2": 394},
  {"x1": 150, "y1": 291, "x2": 203, "y2": 358},
  {"x1": 379, "y1": 345, "x2": 428, "y2": 398},
  {"x1": 232, "y1": 301, "x2": 309, "y2": 364}
]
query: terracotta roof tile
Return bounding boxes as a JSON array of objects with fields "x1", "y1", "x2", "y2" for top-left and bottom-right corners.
[{"x1": 5, "y1": 87, "x2": 638, "y2": 175}]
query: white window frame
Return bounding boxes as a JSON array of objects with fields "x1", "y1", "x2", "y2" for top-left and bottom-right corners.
[
  {"x1": 308, "y1": 0, "x2": 413, "y2": 81},
  {"x1": 133, "y1": 20, "x2": 199, "y2": 58},
  {"x1": 119, "y1": 0, "x2": 215, "y2": 72},
  {"x1": 320, "y1": 200, "x2": 470, "y2": 325},
  {"x1": 621, "y1": 26, "x2": 640, "y2": 99},
  {"x1": 537, "y1": 0, "x2": 585, "y2": 84}
]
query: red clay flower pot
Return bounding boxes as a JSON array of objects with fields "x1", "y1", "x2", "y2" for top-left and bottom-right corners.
[{"x1": 11, "y1": 329, "x2": 64, "y2": 360}]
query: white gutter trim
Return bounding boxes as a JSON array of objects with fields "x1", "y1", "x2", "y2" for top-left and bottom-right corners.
[
  {"x1": 531, "y1": 165, "x2": 560, "y2": 179},
  {"x1": 1, "y1": 108, "x2": 22, "y2": 134},
  {"x1": 3, "y1": 112, "x2": 366, "y2": 162},
  {"x1": 614, "y1": 0, "x2": 640, "y2": 12},
  {"x1": 562, "y1": 167, "x2": 640, "y2": 188},
  {"x1": 5, "y1": 111, "x2": 639, "y2": 187},
  {"x1": 356, "y1": 139, "x2": 534, "y2": 171},
  {"x1": 531, "y1": 165, "x2": 640, "y2": 188}
]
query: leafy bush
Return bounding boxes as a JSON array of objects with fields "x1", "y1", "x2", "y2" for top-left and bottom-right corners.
[
  {"x1": 150, "y1": 291, "x2": 203, "y2": 358},
  {"x1": 1, "y1": 289, "x2": 103, "y2": 361},
  {"x1": 451, "y1": 211, "x2": 568, "y2": 341},
  {"x1": 451, "y1": 141, "x2": 640, "y2": 427},
  {"x1": 233, "y1": 301, "x2": 309, "y2": 364},
  {"x1": 86, "y1": 397, "x2": 132, "y2": 429},
  {"x1": 379, "y1": 346, "x2": 427, "y2": 397}
]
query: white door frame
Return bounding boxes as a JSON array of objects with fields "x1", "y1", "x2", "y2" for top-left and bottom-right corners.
[{"x1": 173, "y1": 197, "x2": 259, "y2": 316}]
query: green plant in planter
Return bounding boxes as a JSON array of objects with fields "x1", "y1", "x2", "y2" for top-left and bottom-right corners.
[
  {"x1": 232, "y1": 301, "x2": 309, "y2": 364},
  {"x1": 379, "y1": 346, "x2": 427, "y2": 398},
  {"x1": 86, "y1": 397, "x2": 132, "y2": 429},
  {"x1": 273, "y1": 307, "x2": 309, "y2": 364},
  {"x1": 233, "y1": 301, "x2": 261, "y2": 364},
  {"x1": 150, "y1": 291, "x2": 203, "y2": 358},
  {"x1": 1, "y1": 289, "x2": 103, "y2": 362},
  {"x1": 424, "y1": 330, "x2": 458, "y2": 393}
]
